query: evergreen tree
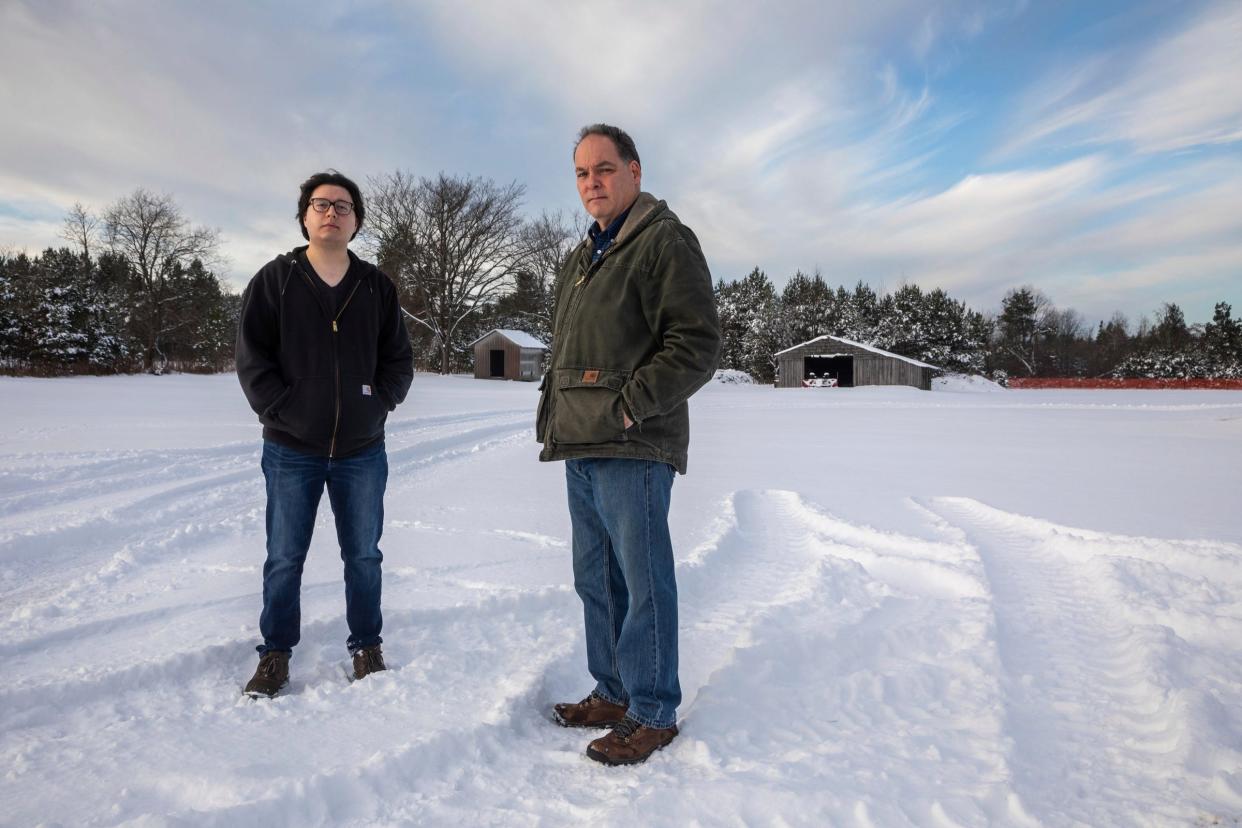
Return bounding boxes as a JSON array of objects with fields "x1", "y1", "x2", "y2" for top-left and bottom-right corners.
[
  {"x1": 873, "y1": 283, "x2": 925, "y2": 355},
  {"x1": 922, "y1": 288, "x2": 987, "y2": 373},
  {"x1": 995, "y1": 286, "x2": 1052, "y2": 376},
  {"x1": 0, "y1": 253, "x2": 37, "y2": 366},
  {"x1": 28, "y1": 248, "x2": 93, "y2": 368},
  {"x1": 162, "y1": 258, "x2": 236, "y2": 371},
  {"x1": 1091, "y1": 313, "x2": 1132, "y2": 376},
  {"x1": 780, "y1": 270, "x2": 834, "y2": 349},
  {"x1": 1113, "y1": 302, "x2": 1209, "y2": 379},
  {"x1": 832, "y1": 286, "x2": 857, "y2": 340},
  {"x1": 0, "y1": 247, "x2": 133, "y2": 373},
  {"x1": 1150, "y1": 303, "x2": 1192, "y2": 353},
  {"x1": 1202, "y1": 302, "x2": 1242, "y2": 375},
  {"x1": 716, "y1": 268, "x2": 781, "y2": 382},
  {"x1": 846, "y1": 281, "x2": 880, "y2": 342},
  {"x1": 962, "y1": 309, "x2": 993, "y2": 375},
  {"x1": 89, "y1": 251, "x2": 137, "y2": 370},
  {"x1": 490, "y1": 270, "x2": 554, "y2": 347}
]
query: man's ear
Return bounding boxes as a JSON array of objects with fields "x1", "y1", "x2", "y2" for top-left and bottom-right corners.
[{"x1": 630, "y1": 160, "x2": 641, "y2": 183}]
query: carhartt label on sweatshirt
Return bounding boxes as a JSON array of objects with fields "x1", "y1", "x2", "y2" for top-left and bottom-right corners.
[
  {"x1": 361, "y1": 385, "x2": 372, "y2": 396},
  {"x1": 582, "y1": 370, "x2": 599, "y2": 384}
]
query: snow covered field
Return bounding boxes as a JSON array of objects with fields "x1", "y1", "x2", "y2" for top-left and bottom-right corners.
[{"x1": 2, "y1": 373, "x2": 1240, "y2": 827}]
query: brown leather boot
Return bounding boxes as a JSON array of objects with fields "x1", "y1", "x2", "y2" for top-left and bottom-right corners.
[
  {"x1": 352, "y1": 645, "x2": 387, "y2": 680},
  {"x1": 552, "y1": 693, "x2": 628, "y2": 728},
  {"x1": 243, "y1": 650, "x2": 290, "y2": 698},
  {"x1": 586, "y1": 718, "x2": 678, "y2": 765}
]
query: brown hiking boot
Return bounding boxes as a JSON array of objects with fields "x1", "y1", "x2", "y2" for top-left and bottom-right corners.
[
  {"x1": 352, "y1": 644, "x2": 386, "y2": 680},
  {"x1": 243, "y1": 650, "x2": 289, "y2": 698},
  {"x1": 552, "y1": 693, "x2": 628, "y2": 728},
  {"x1": 586, "y1": 718, "x2": 678, "y2": 766}
]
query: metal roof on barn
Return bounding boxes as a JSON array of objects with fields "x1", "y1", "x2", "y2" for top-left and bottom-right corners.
[
  {"x1": 775, "y1": 335, "x2": 938, "y2": 369},
  {"x1": 467, "y1": 329, "x2": 548, "y2": 350},
  {"x1": 774, "y1": 335, "x2": 940, "y2": 390}
]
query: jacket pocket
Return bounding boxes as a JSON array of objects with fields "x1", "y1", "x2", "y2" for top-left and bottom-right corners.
[
  {"x1": 552, "y1": 367, "x2": 629, "y2": 445},
  {"x1": 340, "y1": 374, "x2": 388, "y2": 442},
  {"x1": 272, "y1": 376, "x2": 334, "y2": 443},
  {"x1": 261, "y1": 384, "x2": 295, "y2": 424}
]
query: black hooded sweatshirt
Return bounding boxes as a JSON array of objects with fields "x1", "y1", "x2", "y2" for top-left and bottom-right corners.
[{"x1": 236, "y1": 247, "x2": 413, "y2": 458}]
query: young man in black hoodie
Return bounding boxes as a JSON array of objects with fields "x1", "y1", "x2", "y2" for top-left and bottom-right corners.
[{"x1": 235, "y1": 170, "x2": 413, "y2": 697}]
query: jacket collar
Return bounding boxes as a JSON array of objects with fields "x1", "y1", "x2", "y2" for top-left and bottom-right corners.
[
  {"x1": 613, "y1": 192, "x2": 664, "y2": 249},
  {"x1": 281, "y1": 246, "x2": 374, "y2": 281},
  {"x1": 576, "y1": 192, "x2": 667, "y2": 265}
]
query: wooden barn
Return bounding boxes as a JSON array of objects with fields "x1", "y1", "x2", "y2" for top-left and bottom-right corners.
[
  {"x1": 774, "y1": 335, "x2": 938, "y2": 390},
  {"x1": 469, "y1": 329, "x2": 548, "y2": 381}
]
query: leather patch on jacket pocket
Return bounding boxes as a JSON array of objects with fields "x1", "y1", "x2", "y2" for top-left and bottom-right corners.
[{"x1": 552, "y1": 367, "x2": 629, "y2": 445}]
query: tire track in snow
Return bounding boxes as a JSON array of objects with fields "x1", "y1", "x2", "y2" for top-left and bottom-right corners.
[
  {"x1": 0, "y1": 412, "x2": 534, "y2": 644},
  {"x1": 0, "y1": 409, "x2": 529, "y2": 537},
  {"x1": 0, "y1": 442, "x2": 256, "y2": 516},
  {"x1": 43, "y1": 490, "x2": 853, "y2": 825},
  {"x1": 925, "y1": 496, "x2": 1234, "y2": 827},
  {"x1": 187, "y1": 489, "x2": 1023, "y2": 826},
  {"x1": 0, "y1": 585, "x2": 583, "y2": 828},
  {"x1": 127, "y1": 490, "x2": 828, "y2": 825},
  {"x1": 665, "y1": 490, "x2": 1028, "y2": 827},
  {"x1": 0, "y1": 408, "x2": 521, "y2": 517}
]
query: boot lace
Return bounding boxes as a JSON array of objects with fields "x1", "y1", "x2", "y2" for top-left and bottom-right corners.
[
  {"x1": 611, "y1": 718, "x2": 640, "y2": 741},
  {"x1": 257, "y1": 653, "x2": 284, "y2": 677}
]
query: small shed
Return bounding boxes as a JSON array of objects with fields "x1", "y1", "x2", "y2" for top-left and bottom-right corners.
[
  {"x1": 774, "y1": 335, "x2": 938, "y2": 390},
  {"x1": 469, "y1": 329, "x2": 548, "y2": 381}
]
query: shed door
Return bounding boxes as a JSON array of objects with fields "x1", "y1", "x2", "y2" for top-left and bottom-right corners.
[
  {"x1": 490, "y1": 349, "x2": 505, "y2": 377},
  {"x1": 805, "y1": 356, "x2": 854, "y2": 387}
]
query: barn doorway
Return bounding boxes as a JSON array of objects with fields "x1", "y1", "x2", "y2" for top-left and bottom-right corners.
[
  {"x1": 805, "y1": 355, "x2": 853, "y2": 387},
  {"x1": 489, "y1": 349, "x2": 505, "y2": 378}
]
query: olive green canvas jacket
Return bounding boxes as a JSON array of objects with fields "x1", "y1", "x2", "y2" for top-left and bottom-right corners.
[{"x1": 536, "y1": 192, "x2": 720, "y2": 473}]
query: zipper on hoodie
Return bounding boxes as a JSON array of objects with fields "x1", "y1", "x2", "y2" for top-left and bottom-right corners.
[
  {"x1": 291, "y1": 257, "x2": 363, "y2": 460},
  {"x1": 327, "y1": 280, "x2": 363, "y2": 458}
]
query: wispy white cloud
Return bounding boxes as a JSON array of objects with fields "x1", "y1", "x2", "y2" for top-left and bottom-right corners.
[
  {"x1": 0, "y1": 0, "x2": 1236, "y2": 324},
  {"x1": 789, "y1": 156, "x2": 1242, "y2": 321},
  {"x1": 404, "y1": 0, "x2": 758, "y2": 125},
  {"x1": 0, "y1": 1, "x2": 450, "y2": 281},
  {"x1": 1000, "y1": 1, "x2": 1242, "y2": 156}
]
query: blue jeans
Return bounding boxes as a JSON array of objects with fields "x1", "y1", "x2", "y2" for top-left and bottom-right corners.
[
  {"x1": 258, "y1": 439, "x2": 387, "y2": 654},
  {"x1": 565, "y1": 458, "x2": 680, "y2": 728}
]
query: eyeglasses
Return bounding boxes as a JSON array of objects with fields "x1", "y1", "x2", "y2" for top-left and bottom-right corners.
[{"x1": 309, "y1": 198, "x2": 355, "y2": 216}]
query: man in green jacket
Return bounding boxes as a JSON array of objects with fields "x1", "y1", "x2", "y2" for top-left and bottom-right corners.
[{"x1": 537, "y1": 124, "x2": 721, "y2": 765}]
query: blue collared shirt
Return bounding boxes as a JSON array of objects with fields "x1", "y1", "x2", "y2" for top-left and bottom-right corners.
[{"x1": 588, "y1": 204, "x2": 634, "y2": 264}]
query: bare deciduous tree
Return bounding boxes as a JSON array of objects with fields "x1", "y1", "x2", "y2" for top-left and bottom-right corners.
[
  {"x1": 103, "y1": 189, "x2": 220, "y2": 373},
  {"x1": 516, "y1": 209, "x2": 584, "y2": 342},
  {"x1": 60, "y1": 202, "x2": 100, "y2": 261},
  {"x1": 363, "y1": 172, "x2": 536, "y2": 373}
]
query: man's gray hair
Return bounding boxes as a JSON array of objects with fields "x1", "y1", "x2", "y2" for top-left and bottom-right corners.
[{"x1": 575, "y1": 123, "x2": 641, "y2": 166}]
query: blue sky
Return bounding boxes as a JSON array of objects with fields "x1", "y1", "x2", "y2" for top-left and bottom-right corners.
[{"x1": 1, "y1": 0, "x2": 1238, "y2": 327}]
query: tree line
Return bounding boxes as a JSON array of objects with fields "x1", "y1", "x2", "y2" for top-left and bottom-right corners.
[
  {"x1": 715, "y1": 268, "x2": 1242, "y2": 383},
  {"x1": 1, "y1": 191, "x2": 233, "y2": 375},
  {"x1": 2, "y1": 181, "x2": 1239, "y2": 381}
]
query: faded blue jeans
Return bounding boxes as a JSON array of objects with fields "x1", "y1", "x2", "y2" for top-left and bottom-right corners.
[
  {"x1": 565, "y1": 457, "x2": 680, "y2": 728},
  {"x1": 258, "y1": 439, "x2": 387, "y2": 655}
]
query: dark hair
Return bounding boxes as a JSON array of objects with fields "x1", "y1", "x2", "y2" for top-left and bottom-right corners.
[
  {"x1": 297, "y1": 169, "x2": 365, "y2": 240},
  {"x1": 574, "y1": 123, "x2": 641, "y2": 166}
]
